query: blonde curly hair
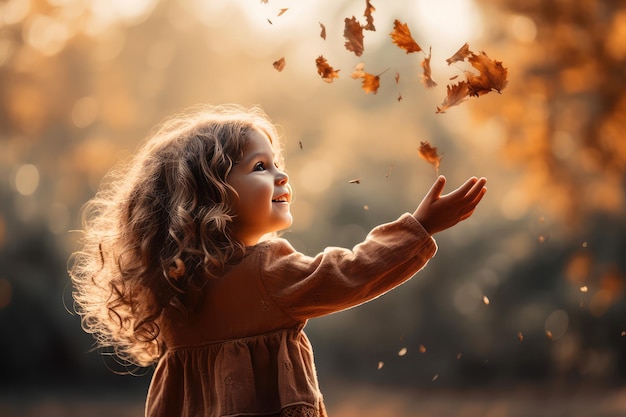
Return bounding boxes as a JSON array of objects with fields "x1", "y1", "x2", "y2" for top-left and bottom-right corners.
[{"x1": 69, "y1": 104, "x2": 283, "y2": 367}]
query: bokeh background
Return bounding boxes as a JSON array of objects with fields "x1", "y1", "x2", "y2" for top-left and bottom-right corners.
[{"x1": 1, "y1": 0, "x2": 626, "y2": 416}]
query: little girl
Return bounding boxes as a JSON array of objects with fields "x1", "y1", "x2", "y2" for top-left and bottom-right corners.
[{"x1": 70, "y1": 104, "x2": 487, "y2": 417}]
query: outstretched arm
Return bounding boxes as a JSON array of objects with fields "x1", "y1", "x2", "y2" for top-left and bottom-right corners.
[{"x1": 413, "y1": 175, "x2": 487, "y2": 235}]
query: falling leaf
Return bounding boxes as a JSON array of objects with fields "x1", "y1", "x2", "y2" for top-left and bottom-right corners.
[
  {"x1": 267, "y1": 18, "x2": 272, "y2": 25},
  {"x1": 277, "y1": 8, "x2": 288, "y2": 16},
  {"x1": 419, "y1": 344, "x2": 427, "y2": 353},
  {"x1": 319, "y1": 22, "x2": 326, "y2": 40},
  {"x1": 397, "y1": 93, "x2": 403, "y2": 102},
  {"x1": 363, "y1": 205, "x2": 369, "y2": 210},
  {"x1": 420, "y1": 46, "x2": 437, "y2": 89},
  {"x1": 315, "y1": 55, "x2": 340, "y2": 83},
  {"x1": 349, "y1": 178, "x2": 362, "y2": 184},
  {"x1": 436, "y1": 81, "x2": 470, "y2": 113},
  {"x1": 483, "y1": 295, "x2": 490, "y2": 305},
  {"x1": 418, "y1": 141, "x2": 441, "y2": 174},
  {"x1": 344, "y1": 16, "x2": 365, "y2": 57},
  {"x1": 363, "y1": 0, "x2": 376, "y2": 31},
  {"x1": 351, "y1": 62, "x2": 366, "y2": 78},
  {"x1": 580, "y1": 285, "x2": 589, "y2": 292},
  {"x1": 446, "y1": 42, "x2": 472, "y2": 65},
  {"x1": 351, "y1": 62, "x2": 383, "y2": 94},
  {"x1": 395, "y1": 71, "x2": 400, "y2": 84},
  {"x1": 449, "y1": 75, "x2": 459, "y2": 81},
  {"x1": 398, "y1": 347, "x2": 408, "y2": 356},
  {"x1": 546, "y1": 330, "x2": 553, "y2": 340},
  {"x1": 432, "y1": 374, "x2": 439, "y2": 381},
  {"x1": 260, "y1": 0, "x2": 268, "y2": 3},
  {"x1": 621, "y1": 331, "x2": 625, "y2": 337},
  {"x1": 517, "y1": 331, "x2": 524, "y2": 342},
  {"x1": 273, "y1": 57, "x2": 286, "y2": 72},
  {"x1": 377, "y1": 361, "x2": 384, "y2": 369},
  {"x1": 456, "y1": 353, "x2": 462, "y2": 360},
  {"x1": 390, "y1": 20, "x2": 422, "y2": 53},
  {"x1": 466, "y1": 51, "x2": 508, "y2": 96},
  {"x1": 538, "y1": 235, "x2": 546, "y2": 243},
  {"x1": 299, "y1": 141, "x2": 303, "y2": 150}
]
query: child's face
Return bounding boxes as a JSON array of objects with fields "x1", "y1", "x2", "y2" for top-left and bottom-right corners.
[{"x1": 226, "y1": 128, "x2": 292, "y2": 246}]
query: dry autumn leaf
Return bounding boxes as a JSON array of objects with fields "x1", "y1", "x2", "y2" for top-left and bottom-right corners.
[
  {"x1": 273, "y1": 57, "x2": 286, "y2": 72},
  {"x1": 466, "y1": 51, "x2": 509, "y2": 96},
  {"x1": 446, "y1": 42, "x2": 472, "y2": 65},
  {"x1": 351, "y1": 62, "x2": 382, "y2": 94},
  {"x1": 420, "y1": 46, "x2": 437, "y2": 89},
  {"x1": 319, "y1": 22, "x2": 326, "y2": 40},
  {"x1": 344, "y1": 16, "x2": 365, "y2": 56},
  {"x1": 315, "y1": 55, "x2": 340, "y2": 83},
  {"x1": 418, "y1": 141, "x2": 441, "y2": 174},
  {"x1": 390, "y1": 19, "x2": 422, "y2": 53},
  {"x1": 436, "y1": 81, "x2": 470, "y2": 113},
  {"x1": 277, "y1": 8, "x2": 288, "y2": 16},
  {"x1": 364, "y1": 0, "x2": 376, "y2": 31}
]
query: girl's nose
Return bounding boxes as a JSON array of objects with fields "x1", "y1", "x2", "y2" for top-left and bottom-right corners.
[{"x1": 275, "y1": 171, "x2": 289, "y2": 185}]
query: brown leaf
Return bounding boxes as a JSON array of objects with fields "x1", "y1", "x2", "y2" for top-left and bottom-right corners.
[
  {"x1": 390, "y1": 20, "x2": 422, "y2": 53},
  {"x1": 395, "y1": 71, "x2": 400, "y2": 84},
  {"x1": 273, "y1": 57, "x2": 286, "y2": 72},
  {"x1": 344, "y1": 16, "x2": 365, "y2": 57},
  {"x1": 277, "y1": 8, "x2": 288, "y2": 16},
  {"x1": 349, "y1": 178, "x2": 362, "y2": 184},
  {"x1": 420, "y1": 46, "x2": 437, "y2": 89},
  {"x1": 351, "y1": 63, "x2": 382, "y2": 94},
  {"x1": 418, "y1": 141, "x2": 441, "y2": 174},
  {"x1": 315, "y1": 55, "x2": 340, "y2": 83},
  {"x1": 436, "y1": 81, "x2": 470, "y2": 113},
  {"x1": 446, "y1": 42, "x2": 472, "y2": 65},
  {"x1": 363, "y1": 0, "x2": 376, "y2": 31},
  {"x1": 319, "y1": 22, "x2": 326, "y2": 40},
  {"x1": 466, "y1": 51, "x2": 508, "y2": 96}
]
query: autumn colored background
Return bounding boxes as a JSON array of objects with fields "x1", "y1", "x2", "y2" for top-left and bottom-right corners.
[{"x1": 1, "y1": 0, "x2": 626, "y2": 416}]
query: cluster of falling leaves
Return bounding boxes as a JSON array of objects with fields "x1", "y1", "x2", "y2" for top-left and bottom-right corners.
[
  {"x1": 268, "y1": 1, "x2": 508, "y2": 115},
  {"x1": 265, "y1": 1, "x2": 508, "y2": 174}
]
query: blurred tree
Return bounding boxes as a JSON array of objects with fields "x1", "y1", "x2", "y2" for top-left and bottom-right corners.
[{"x1": 473, "y1": 0, "x2": 626, "y2": 225}]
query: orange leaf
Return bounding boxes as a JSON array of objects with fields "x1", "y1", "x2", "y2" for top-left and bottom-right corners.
[
  {"x1": 390, "y1": 20, "x2": 422, "y2": 53},
  {"x1": 344, "y1": 16, "x2": 365, "y2": 56},
  {"x1": 315, "y1": 55, "x2": 340, "y2": 83},
  {"x1": 420, "y1": 46, "x2": 437, "y2": 89},
  {"x1": 319, "y1": 22, "x2": 326, "y2": 40},
  {"x1": 436, "y1": 81, "x2": 470, "y2": 113},
  {"x1": 446, "y1": 42, "x2": 472, "y2": 65},
  {"x1": 466, "y1": 51, "x2": 508, "y2": 96},
  {"x1": 273, "y1": 57, "x2": 286, "y2": 72},
  {"x1": 418, "y1": 141, "x2": 442, "y2": 174},
  {"x1": 351, "y1": 63, "x2": 381, "y2": 94},
  {"x1": 277, "y1": 8, "x2": 288, "y2": 16},
  {"x1": 364, "y1": 0, "x2": 376, "y2": 31}
]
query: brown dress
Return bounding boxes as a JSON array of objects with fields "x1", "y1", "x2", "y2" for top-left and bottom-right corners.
[{"x1": 145, "y1": 213, "x2": 437, "y2": 417}]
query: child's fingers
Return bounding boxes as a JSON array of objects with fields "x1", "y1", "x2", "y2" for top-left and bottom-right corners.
[{"x1": 426, "y1": 175, "x2": 447, "y2": 200}]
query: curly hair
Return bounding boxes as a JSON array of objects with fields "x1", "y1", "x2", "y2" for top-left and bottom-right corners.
[{"x1": 69, "y1": 104, "x2": 284, "y2": 367}]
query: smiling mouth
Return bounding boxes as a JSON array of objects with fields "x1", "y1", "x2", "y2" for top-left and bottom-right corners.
[{"x1": 272, "y1": 195, "x2": 289, "y2": 203}]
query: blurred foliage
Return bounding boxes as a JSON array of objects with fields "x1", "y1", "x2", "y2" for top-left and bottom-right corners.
[{"x1": 0, "y1": 0, "x2": 625, "y2": 401}]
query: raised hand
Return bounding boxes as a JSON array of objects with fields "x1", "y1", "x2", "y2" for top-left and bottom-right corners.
[{"x1": 413, "y1": 175, "x2": 487, "y2": 235}]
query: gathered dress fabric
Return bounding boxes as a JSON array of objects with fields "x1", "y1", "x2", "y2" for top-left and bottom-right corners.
[{"x1": 145, "y1": 213, "x2": 438, "y2": 417}]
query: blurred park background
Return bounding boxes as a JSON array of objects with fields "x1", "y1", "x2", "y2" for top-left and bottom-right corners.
[{"x1": 1, "y1": 0, "x2": 626, "y2": 415}]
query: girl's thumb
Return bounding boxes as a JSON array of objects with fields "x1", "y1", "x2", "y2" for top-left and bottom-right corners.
[{"x1": 428, "y1": 175, "x2": 446, "y2": 199}]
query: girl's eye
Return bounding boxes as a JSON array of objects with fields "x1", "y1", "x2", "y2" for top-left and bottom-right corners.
[{"x1": 253, "y1": 162, "x2": 265, "y2": 171}]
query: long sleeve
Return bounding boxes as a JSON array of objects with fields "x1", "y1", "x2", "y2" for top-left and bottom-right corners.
[{"x1": 259, "y1": 213, "x2": 437, "y2": 320}]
